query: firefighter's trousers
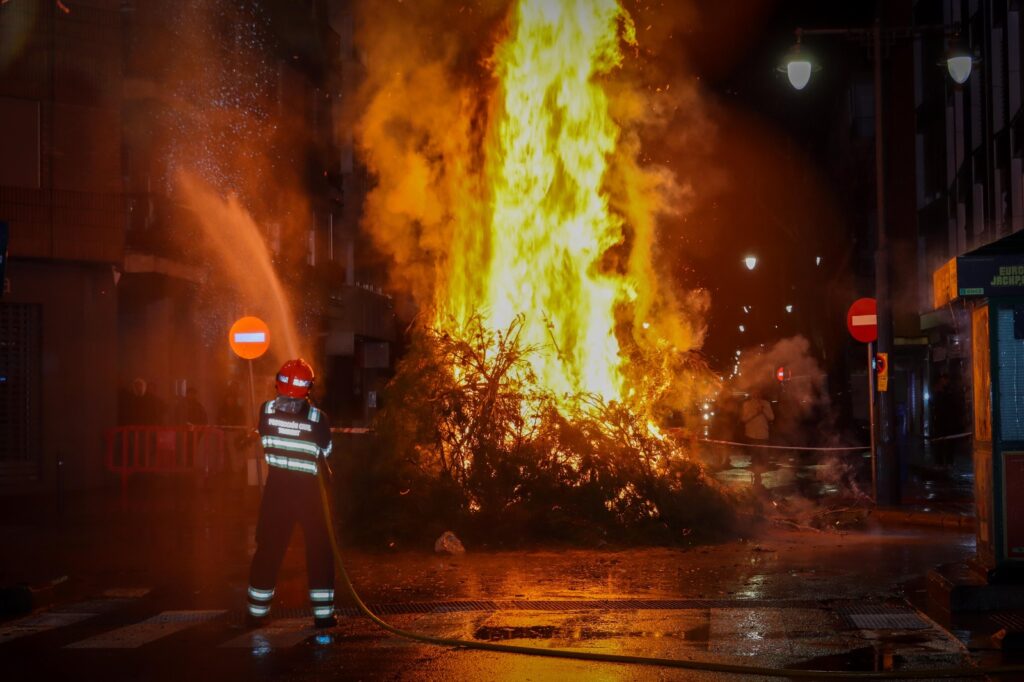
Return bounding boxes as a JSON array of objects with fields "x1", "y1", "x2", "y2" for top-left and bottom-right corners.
[{"x1": 247, "y1": 466, "x2": 334, "y2": 620}]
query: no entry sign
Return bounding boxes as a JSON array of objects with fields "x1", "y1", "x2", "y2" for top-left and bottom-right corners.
[
  {"x1": 846, "y1": 298, "x2": 877, "y2": 343},
  {"x1": 229, "y1": 316, "x2": 271, "y2": 359}
]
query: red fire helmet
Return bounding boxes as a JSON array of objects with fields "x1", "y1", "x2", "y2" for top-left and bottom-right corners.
[{"x1": 276, "y1": 358, "x2": 315, "y2": 398}]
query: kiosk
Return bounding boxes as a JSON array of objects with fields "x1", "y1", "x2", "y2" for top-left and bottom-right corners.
[{"x1": 930, "y1": 232, "x2": 1024, "y2": 611}]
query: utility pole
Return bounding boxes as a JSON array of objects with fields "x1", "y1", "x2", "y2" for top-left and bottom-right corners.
[
  {"x1": 872, "y1": 19, "x2": 898, "y2": 505},
  {"x1": 787, "y1": 13, "x2": 964, "y2": 505}
]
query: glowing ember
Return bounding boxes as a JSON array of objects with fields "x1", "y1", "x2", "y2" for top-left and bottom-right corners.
[{"x1": 442, "y1": 0, "x2": 636, "y2": 409}]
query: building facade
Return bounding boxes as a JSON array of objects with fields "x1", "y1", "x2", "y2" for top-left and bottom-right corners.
[
  {"x1": 0, "y1": 0, "x2": 395, "y2": 496},
  {"x1": 914, "y1": 0, "x2": 1024, "y2": 436},
  {"x1": 0, "y1": 0, "x2": 123, "y2": 492}
]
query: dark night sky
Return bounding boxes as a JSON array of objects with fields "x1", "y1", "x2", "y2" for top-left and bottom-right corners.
[{"x1": 672, "y1": 1, "x2": 885, "y2": 371}]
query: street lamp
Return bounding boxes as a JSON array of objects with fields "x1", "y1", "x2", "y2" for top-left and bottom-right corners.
[
  {"x1": 786, "y1": 59, "x2": 812, "y2": 90},
  {"x1": 780, "y1": 35, "x2": 817, "y2": 90},
  {"x1": 783, "y1": 25, "x2": 971, "y2": 92},
  {"x1": 944, "y1": 37, "x2": 974, "y2": 84},
  {"x1": 744, "y1": 255, "x2": 757, "y2": 270},
  {"x1": 945, "y1": 54, "x2": 973, "y2": 84},
  {"x1": 781, "y1": 19, "x2": 972, "y2": 506}
]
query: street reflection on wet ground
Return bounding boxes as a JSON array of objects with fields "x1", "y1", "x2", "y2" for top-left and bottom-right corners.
[
  {"x1": 706, "y1": 443, "x2": 974, "y2": 516},
  {"x1": 0, "y1": 463, "x2": 986, "y2": 680}
]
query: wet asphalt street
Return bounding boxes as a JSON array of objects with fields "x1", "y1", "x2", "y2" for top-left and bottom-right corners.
[{"x1": 0, "y1": 474, "x2": 983, "y2": 681}]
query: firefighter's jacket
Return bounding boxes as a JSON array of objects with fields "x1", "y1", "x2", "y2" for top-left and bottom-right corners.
[{"x1": 258, "y1": 398, "x2": 332, "y2": 475}]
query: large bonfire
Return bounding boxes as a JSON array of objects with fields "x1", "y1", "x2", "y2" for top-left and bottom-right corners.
[
  {"x1": 444, "y1": 0, "x2": 634, "y2": 407},
  {"x1": 347, "y1": 0, "x2": 736, "y2": 544}
]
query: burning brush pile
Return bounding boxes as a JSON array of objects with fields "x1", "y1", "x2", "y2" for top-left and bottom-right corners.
[
  {"x1": 358, "y1": 317, "x2": 738, "y2": 545},
  {"x1": 344, "y1": 0, "x2": 746, "y2": 546}
]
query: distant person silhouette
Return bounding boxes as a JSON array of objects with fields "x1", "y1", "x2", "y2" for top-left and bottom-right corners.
[
  {"x1": 175, "y1": 386, "x2": 208, "y2": 426},
  {"x1": 742, "y1": 392, "x2": 774, "y2": 490},
  {"x1": 217, "y1": 380, "x2": 246, "y2": 426},
  {"x1": 121, "y1": 378, "x2": 166, "y2": 425},
  {"x1": 742, "y1": 392, "x2": 774, "y2": 442},
  {"x1": 932, "y1": 373, "x2": 961, "y2": 468}
]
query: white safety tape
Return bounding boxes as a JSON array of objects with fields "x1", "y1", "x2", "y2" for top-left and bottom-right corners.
[
  {"x1": 695, "y1": 438, "x2": 869, "y2": 452},
  {"x1": 210, "y1": 426, "x2": 967, "y2": 444},
  {"x1": 208, "y1": 425, "x2": 372, "y2": 434}
]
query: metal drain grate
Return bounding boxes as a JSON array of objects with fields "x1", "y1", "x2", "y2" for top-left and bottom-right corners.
[
  {"x1": 836, "y1": 605, "x2": 929, "y2": 630},
  {"x1": 846, "y1": 613, "x2": 929, "y2": 630}
]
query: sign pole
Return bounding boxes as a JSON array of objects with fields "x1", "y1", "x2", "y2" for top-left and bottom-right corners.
[
  {"x1": 246, "y1": 358, "x2": 263, "y2": 491},
  {"x1": 868, "y1": 341, "x2": 877, "y2": 503},
  {"x1": 229, "y1": 315, "x2": 271, "y2": 492},
  {"x1": 847, "y1": 298, "x2": 879, "y2": 503}
]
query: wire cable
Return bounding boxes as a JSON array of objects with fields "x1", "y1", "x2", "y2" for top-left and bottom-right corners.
[{"x1": 316, "y1": 471, "x2": 1024, "y2": 679}]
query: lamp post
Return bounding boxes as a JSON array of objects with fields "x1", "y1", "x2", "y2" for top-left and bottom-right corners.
[{"x1": 782, "y1": 18, "x2": 973, "y2": 505}]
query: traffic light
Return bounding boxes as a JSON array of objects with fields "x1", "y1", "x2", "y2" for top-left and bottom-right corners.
[
  {"x1": 775, "y1": 366, "x2": 787, "y2": 382},
  {"x1": 875, "y1": 352, "x2": 888, "y2": 392}
]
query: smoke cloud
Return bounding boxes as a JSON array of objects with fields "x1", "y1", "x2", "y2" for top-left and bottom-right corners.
[
  {"x1": 729, "y1": 335, "x2": 830, "y2": 441},
  {"x1": 343, "y1": 1, "x2": 503, "y2": 308}
]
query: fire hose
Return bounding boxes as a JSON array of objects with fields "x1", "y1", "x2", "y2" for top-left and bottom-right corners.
[{"x1": 314, "y1": 470, "x2": 1024, "y2": 679}]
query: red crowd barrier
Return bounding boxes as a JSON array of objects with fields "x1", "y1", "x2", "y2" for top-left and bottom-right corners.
[
  {"x1": 105, "y1": 425, "x2": 373, "y2": 494},
  {"x1": 104, "y1": 426, "x2": 229, "y2": 501}
]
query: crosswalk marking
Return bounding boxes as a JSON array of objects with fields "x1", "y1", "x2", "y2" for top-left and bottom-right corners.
[
  {"x1": 64, "y1": 610, "x2": 225, "y2": 649},
  {"x1": 0, "y1": 612, "x2": 96, "y2": 645},
  {"x1": 220, "y1": 618, "x2": 316, "y2": 650}
]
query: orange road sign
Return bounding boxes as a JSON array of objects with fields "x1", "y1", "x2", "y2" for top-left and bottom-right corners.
[{"x1": 229, "y1": 316, "x2": 270, "y2": 359}]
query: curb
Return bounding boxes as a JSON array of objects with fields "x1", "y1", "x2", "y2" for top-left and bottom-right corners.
[{"x1": 871, "y1": 508, "x2": 975, "y2": 530}]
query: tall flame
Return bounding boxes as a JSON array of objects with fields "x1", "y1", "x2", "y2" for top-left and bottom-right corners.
[
  {"x1": 442, "y1": 0, "x2": 636, "y2": 407},
  {"x1": 354, "y1": 0, "x2": 714, "y2": 419}
]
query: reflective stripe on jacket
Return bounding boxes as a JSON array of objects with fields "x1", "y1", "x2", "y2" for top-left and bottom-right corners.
[{"x1": 258, "y1": 398, "x2": 333, "y2": 475}]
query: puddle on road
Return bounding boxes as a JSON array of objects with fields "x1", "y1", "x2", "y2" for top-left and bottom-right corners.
[
  {"x1": 472, "y1": 619, "x2": 710, "y2": 643},
  {"x1": 474, "y1": 625, "x2": 558, "y2": 640}
]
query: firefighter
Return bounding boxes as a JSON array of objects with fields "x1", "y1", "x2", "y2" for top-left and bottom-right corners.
[{"x1": 247, "y1": 358, "x2": 336, "y2": 628}]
